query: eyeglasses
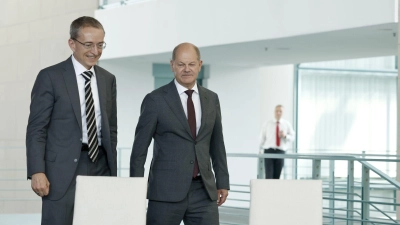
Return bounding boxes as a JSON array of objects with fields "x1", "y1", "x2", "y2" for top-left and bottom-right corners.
[{"x1": 72, "y1": 38, "x2": 107, "y2": 50}]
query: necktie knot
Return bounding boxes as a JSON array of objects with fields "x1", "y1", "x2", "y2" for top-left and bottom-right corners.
[
  {"x1": 185, "y1": 90, "x2": 194, "y2": 98},
  {"x1": 81, "y1": 71, "x2": 93, "y2": 81}
]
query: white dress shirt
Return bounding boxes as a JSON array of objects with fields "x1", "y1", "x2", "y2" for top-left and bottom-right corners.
[
  {"x1": 259, "y1": 118, "x2": 295, "y2": 152},
  {"x1": 71, "y1": 55, "x2": 102, "y2": 145},
  {"x1": 174, "y1": 79, "x2": 202, "y2": 135}
]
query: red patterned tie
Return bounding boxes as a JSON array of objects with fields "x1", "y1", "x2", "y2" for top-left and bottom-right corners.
[
  {"x1": 185, "y1": 90, "x2": 199, "y2": 178},
  {"x1": 276, "y1": 121, "x2": 280, "y2": 147}
]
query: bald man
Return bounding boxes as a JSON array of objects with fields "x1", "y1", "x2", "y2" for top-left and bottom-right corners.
[
  {"x1": 260, "y1": 105, "x2": 295, "y2": 179},
  {"x1": 130, "y1": 43, "x2": 230, "y2": 225}
]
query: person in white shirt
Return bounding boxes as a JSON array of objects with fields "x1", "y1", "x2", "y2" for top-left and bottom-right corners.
[{"x1": 259, "y1": 105, "x2": 295, "y2": 179}]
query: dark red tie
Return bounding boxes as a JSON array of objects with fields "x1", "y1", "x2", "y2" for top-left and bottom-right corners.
[
  {"x1": 185, "y1": 90, "x2": 199, "y2": 178},
  {"x1": 276, "y1": 121, "x2": 280, "y2": 147}
]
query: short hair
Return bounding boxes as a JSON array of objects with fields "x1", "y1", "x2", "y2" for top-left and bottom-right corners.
[
  {"x1": 172, "y1": 43, "x2": 201, "y2": 61},
  {"x1": 275, "y1": 105, "x2": 284, "y2": 109},
  {"x1": 70, "y1": 16, "x2": 105, "y2": 39}
]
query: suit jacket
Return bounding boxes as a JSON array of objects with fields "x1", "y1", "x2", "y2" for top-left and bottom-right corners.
[
  {"x1": 130, "y1": 80, "x2": 229, "y2": 202},
  {"x1": 26, "y1": 57, "x2": 118, "y2": 201}
]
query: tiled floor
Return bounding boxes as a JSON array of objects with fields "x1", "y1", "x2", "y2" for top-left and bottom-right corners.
[{"x1": 0, "y1": 214, "x2": 41, "y2": 225}]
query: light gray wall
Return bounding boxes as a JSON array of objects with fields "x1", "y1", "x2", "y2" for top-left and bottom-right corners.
[
  {"x1": 0, "y1": 0, "x2": 98, "y2": 214},
  {"x1": 98, "y1": 59, "x2": 154, "y2": 177}
]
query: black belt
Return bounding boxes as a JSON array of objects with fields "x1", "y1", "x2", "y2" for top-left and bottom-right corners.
[
  {"x1": 81, "y1": 144, "x2": 103, "y2": 151},
  {"x1": 192, "y1": 176, "x2": 202, "y2": 181}
]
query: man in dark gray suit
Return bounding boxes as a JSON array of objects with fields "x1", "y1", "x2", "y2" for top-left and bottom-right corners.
[
  {"x1": 130, "y1": 42, "x2": 229, "y2": 225},
  {"x1": 26, "y1": 16, "x2": 117, "y2": 225}
]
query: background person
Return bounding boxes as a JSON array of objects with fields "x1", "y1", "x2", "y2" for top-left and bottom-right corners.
[{"x1": 259, "y1": 105, "x2": 295, "y2": 179}]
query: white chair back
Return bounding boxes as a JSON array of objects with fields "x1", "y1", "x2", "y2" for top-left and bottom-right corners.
[
  {"x1": 73, "y1": 176, "x2": 147, "y2": 225},
  {"x1": 249, "y1": 179, "x2": 322, "y2": 225}
]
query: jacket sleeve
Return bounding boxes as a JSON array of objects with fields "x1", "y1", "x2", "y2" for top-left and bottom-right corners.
[
  {"x1": 209, "y1": 95, "x2": 230, "y2": 190},
  {"x1": 130, "y1": 94, "x2": 157, "y2": 177},
  {"x1": 26, "y1": 70, "x2": 54, "y2": 179},
  {"x1": 109, "y1": 76, "x2": 118, "y2": 170}
]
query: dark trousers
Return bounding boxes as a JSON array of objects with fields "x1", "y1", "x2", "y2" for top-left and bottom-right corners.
[
  {"x1": 264, "y1": 148, "x2": 285, "y2": 179},
  {"x1": 146, "y1": 178, "x2": 219, "y2": 225},
  {"x1": 41, "y1": 147, "x2": 111, "y2": 225}
]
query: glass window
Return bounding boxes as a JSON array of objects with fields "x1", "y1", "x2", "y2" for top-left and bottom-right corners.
[{"x1": 297, "y1": 56, "x2": 397, "y2": 177}]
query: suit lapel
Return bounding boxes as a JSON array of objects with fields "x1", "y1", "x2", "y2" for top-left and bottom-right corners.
[
  {"x1": 94, "y1": 66, "x2": 111, "y2": 147},
  {"x1": 197, "y1": 85, "x2": 211, "y2": 140},
  {"x1": 163, "y1": 81, "x2": 193, "y2": 139},
  {"x1": 94, "y1": 66, "x2": 107, "y2": 119},
  {"x1": 62, "y1": 57, "x2": 82, "y2": 132}
]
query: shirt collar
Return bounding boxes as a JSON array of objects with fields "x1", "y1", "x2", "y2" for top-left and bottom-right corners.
[
  {"x1": 174, "y1": 79, "x2": 199, "y2": 95},
  {"x1": 71, "y1": 54, "x2": 96, "y2": 77}
]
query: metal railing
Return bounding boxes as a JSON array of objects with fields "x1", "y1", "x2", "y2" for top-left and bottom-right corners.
[
  {"x1": 221, "y1": 153, "x2": 400, "y2": 225},
  {"x1": 1, "y1": 146, "x2": 400, "y2": 225}
]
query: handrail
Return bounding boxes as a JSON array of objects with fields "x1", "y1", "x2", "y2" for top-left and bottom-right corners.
[
  {"x1": 2, "y1": 146, "x2": 400, "y2": 158},
  {"x1": 226, "y1": 153, "x2": 400, "y2": 189},
  {"x1": 359, "y1": 160, "x2": 400, "y2": 189},
  {"x1": 227, "y1": 153, "x2": 400, "y2": 162}
]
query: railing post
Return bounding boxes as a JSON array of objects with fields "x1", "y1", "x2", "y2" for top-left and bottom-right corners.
[
  {"x1": 312, "y1": 159, "x2": 321, "y2": 180},
  {"x1": 362, "y1": 165, "x2": 370, "y2": 225},
  {"x1": 257, "y1": 156, "x2": 265, "y2": 179},
  {"x1": 329, "y1": 160, "x2": 335, "y2": 224},
  {"x1": 347, "y1": 160, "x2": 354, "y2": 225},
  {"x1": 118, "y1": 148, "x2": 122, "y2": 177},
  {"x1": 329, "y1": 160, "x2": 335, "y2": 225}
]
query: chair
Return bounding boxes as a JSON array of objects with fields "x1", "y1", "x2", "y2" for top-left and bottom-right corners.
[
  {"x1": 249, "y1": 179, "x2": 322, "y2": 225},
  {"x1": 73, "y1": 176, "x2": 147, "y2": 225}
]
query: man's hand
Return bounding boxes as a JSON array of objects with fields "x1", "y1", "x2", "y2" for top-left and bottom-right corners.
[
  {"x1": 31, "y1": 173, "x2": 50, "y2": 197},
  {"x1": 279, "y1": 131, "x2": 286, "y2": 138},
  {"x1": 217, "y1": 189, "x2": 228, "y2": 206}
]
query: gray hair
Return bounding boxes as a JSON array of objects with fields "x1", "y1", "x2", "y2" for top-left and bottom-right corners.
[{"x1": 70, "y1": 16, "x2": 105, "y2": 39}]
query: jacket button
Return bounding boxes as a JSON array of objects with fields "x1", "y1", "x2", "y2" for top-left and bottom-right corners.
[
  {"x1": 74, "y1": 159, "x2": 78, "y2": 162},
  {"x1": 190, "y1": 160, "x2": 194, "y2": 164},
  {"x1": 194, "y1": 141, "x2": 197, "y2": 144},
  {"x1": 80, "y1": 138, "x2": 82, "y2": 141}
]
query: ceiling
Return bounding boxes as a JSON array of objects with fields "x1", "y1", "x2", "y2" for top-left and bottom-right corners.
[{"x1": 102, "y1": 23, "x2": 398, "y2": 67}]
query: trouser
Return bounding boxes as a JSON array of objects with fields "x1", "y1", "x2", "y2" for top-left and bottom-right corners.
[
  {"x1": 41, "y1": 146, "x2": 111, "y2": 225},
  {"x1": 146, "y1": 177, "x2": 219, "y2": 225},
  {"x1": 264, "y1": 148, "x2": 285, "y2": 179}
]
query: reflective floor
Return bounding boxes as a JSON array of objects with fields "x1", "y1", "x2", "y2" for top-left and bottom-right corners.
[
  {"x1": 0, "y1": 214, "x2": 41, "y2": 225},
  {"x1": 0, "y1": 210, "x2": 244, "y2": 225}
]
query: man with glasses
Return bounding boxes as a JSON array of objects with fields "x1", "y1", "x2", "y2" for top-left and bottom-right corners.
[{"x1": 26, "y1": 16, "x2": 117, "y2": 225}]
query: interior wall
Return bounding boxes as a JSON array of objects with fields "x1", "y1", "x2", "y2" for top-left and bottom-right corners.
[
  {"x1": 0, "y1": 0, "x2": 99, "y2": 214},
  {"x1": 260, "y1": 65, "x2": 295, "y2": 132},
  {"x1": 204, "y1": 64, "x2": 295, "y2": 207},
  {"x1": 98, "y1": 59, "x2": 154, "y2": 177}
]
